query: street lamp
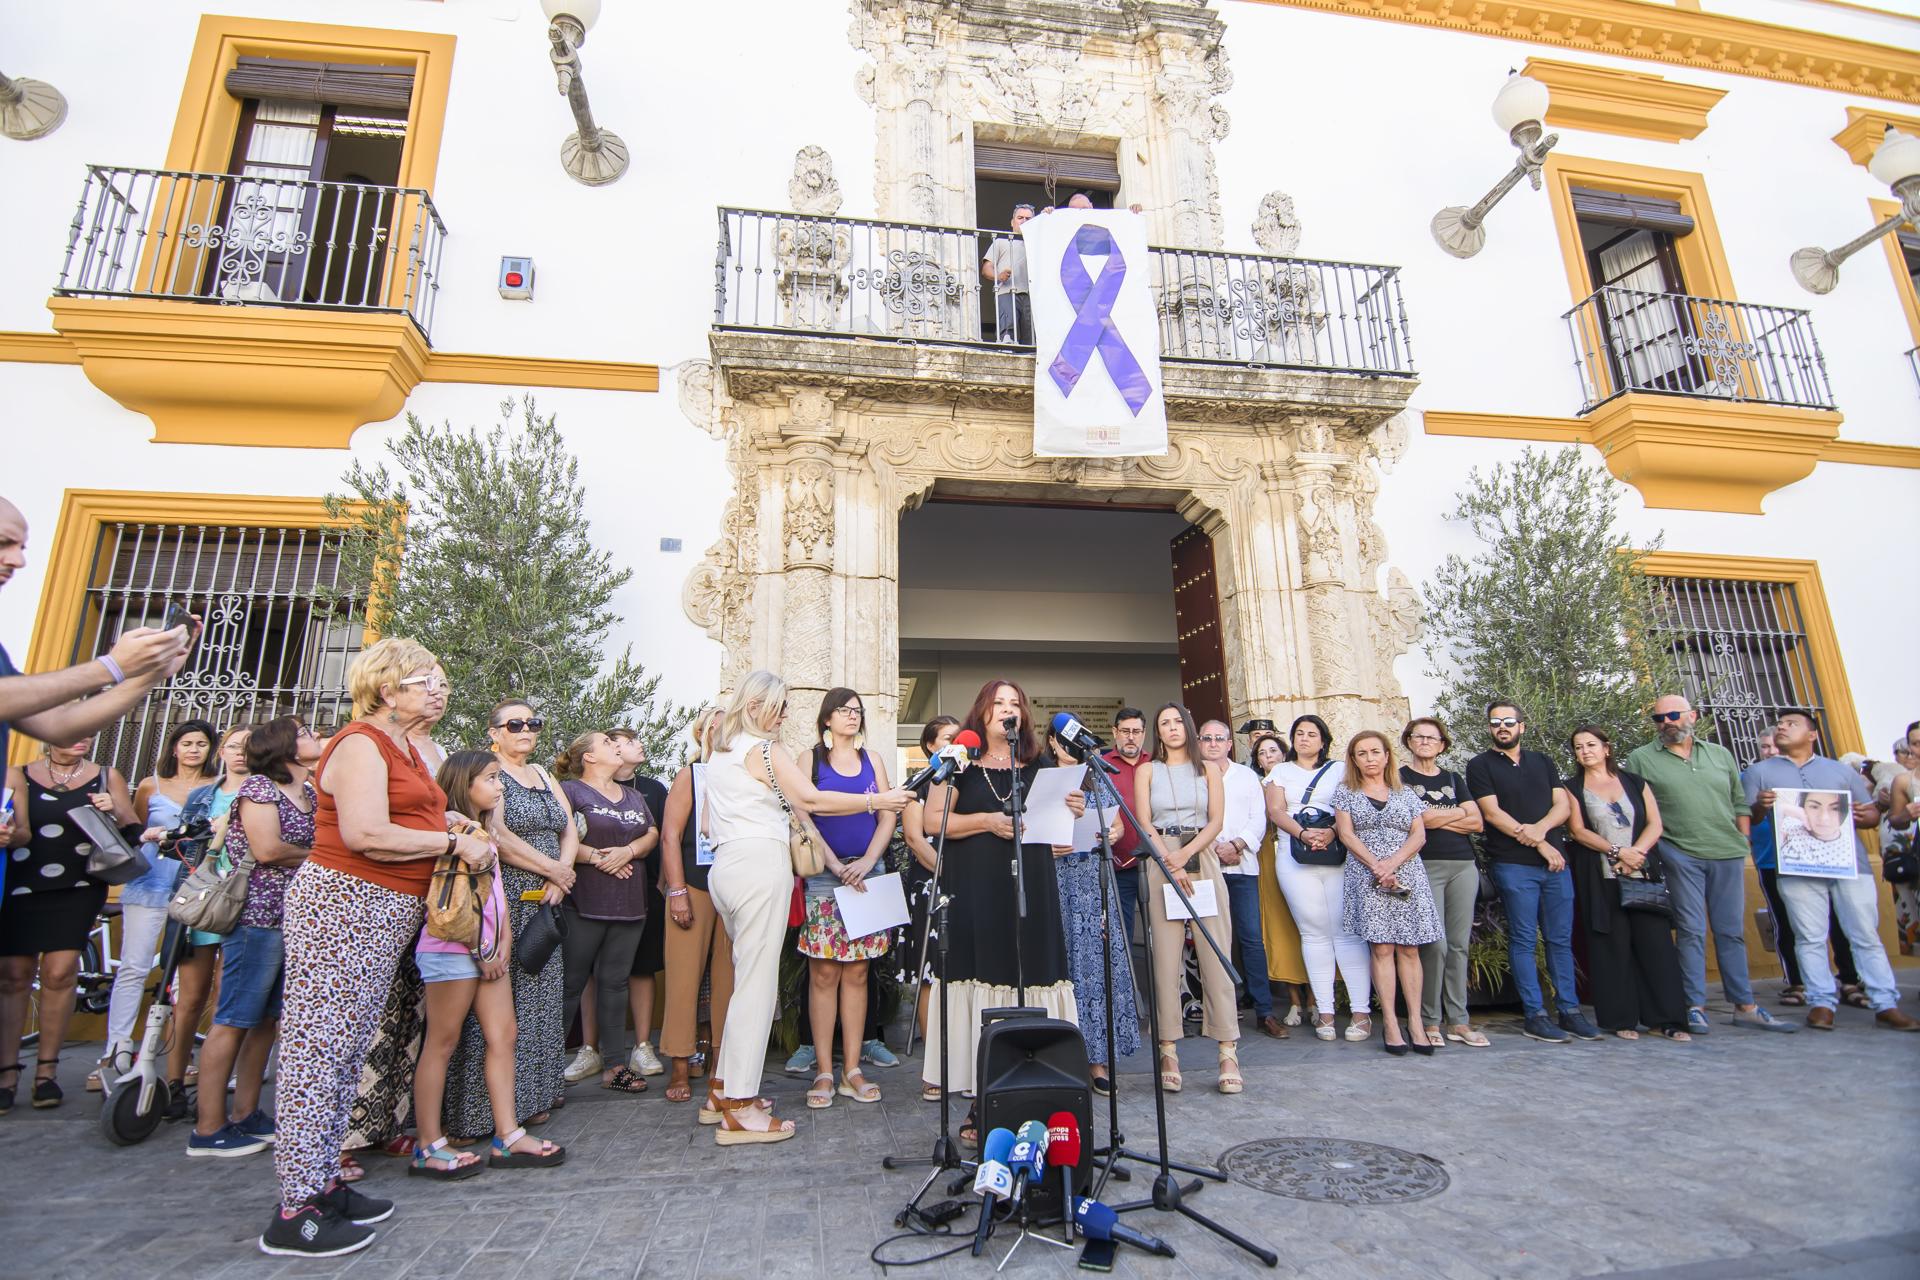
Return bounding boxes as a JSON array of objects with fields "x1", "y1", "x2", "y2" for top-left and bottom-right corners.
[
  {"x1": 0, "y1": 69, "x2": 67, "y2": 141},
  {"x1": 1791, "y1": 127, "x2": 1920, "y2": 294},
  {"x1": 1431, "y1": 71, "x2": 1559, "y2": 259},
  {"x1": 542, "y1": 0, "x2": 628, "y2": 186}
]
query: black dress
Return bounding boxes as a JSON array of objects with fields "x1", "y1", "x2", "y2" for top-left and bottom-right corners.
[
  {"x1": 921, "y1": 760, "x2": 1076, "y2": 1094},
  {"x1": 0, "y1": 769, "x2": 110, "y2": 957},
  {"x1": 1566, "y1": 770, "x2": 1688, "y2": 1033}
]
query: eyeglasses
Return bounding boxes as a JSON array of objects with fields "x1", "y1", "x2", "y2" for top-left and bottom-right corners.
[
  {"x1": 399, "y1": 674, "x2": 448, "y2": 694},
  {"x1": 1198, "y1": 734, "x2": 1230, "y2": 743},
  {"x1": 832, "y1": 705, "x2": 864, "y2": 717},
  {"x1": 1487, "y1": 717, "x2": 1519, "y2": 728},
  {"x1": 1650, "y1": 711, "x2": 1687, "y2": 723},
  {"x1": 1114, "y1": 726, "x2": 1144, "y2": 736},
  {"x1": 495, "y1": 717, "x2": 545, "y2": 734},
  {"x1": 1408, "y1": 733, "x2": 1443, "y2": 744},
  {"x1": 295, "y1": 724, "x2": 316, "y2": 740}
]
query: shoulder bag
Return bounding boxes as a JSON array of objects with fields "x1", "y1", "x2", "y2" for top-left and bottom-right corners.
[
  {"x1": 1616, "y1": 846, "x2": 1673, "y2": 915},
  {"x1": 69, "y1": 803, "x2": 152, "y2": 887},
  {"x1": 1289, "y1": 763, "x2": 1345, "y2": 867},
  {"x1": 761, "y1": 740, "x2": 825, "y2": 878},
  {"x1": 427, "y1": 820, "x2": 493, "y2": 949}
]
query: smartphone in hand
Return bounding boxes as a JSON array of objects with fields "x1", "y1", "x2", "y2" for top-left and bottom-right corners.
[{"x1": 160, "y1": 601, "x2": 202, "y2": 655}]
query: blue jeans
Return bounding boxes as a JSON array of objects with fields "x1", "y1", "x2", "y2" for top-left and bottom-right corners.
[
  {"x1": 1777, "y1": 872, "x2": 1899, "y2": 1012},
  {"x1": 1115, "y1": 861, "x2": 1141, "y2": 947},
  {"x1": 1224, "y1": 873, "x2": 1273, "y2": 1018},
  {"x1": 1658, "y1": 843, "x2": 1754, "y2": 1008},
  {"x1": 214, "y1": 925, "x2": 284, "y2": 1028},
  {"x1": 1486, "y1": 861, "x2": 1579, "y2": 1017}
]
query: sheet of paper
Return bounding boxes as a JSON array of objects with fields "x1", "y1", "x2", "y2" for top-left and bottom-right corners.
[
  {"x1": 1071, "y1": 806, "x2": 1103, "y2": 852},
  {"x1": 836, "y1": 871, "x2": 911, "y2": 938},
  {"x1": 1162, "y1": 878, "x2": 1219, "y2": 920},
  {"x1": 1019, "y1": 765, "x2": 1083, "y2": 847}
]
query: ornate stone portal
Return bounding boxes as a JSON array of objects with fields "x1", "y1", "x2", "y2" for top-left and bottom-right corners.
[{"x1": 682, "y1": 0, "x2": 1422, "y2": 753}]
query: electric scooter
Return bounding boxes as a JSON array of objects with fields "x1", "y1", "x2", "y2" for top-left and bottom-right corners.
[{"x1": 99, "y1": 916, "x2": 190, "y2": 1146}]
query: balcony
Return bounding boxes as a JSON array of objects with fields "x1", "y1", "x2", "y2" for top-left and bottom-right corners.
[
  {"x1": 47, "y1": 165, "x2": 450, "y2": 447},
  {"x1": 1563, "y1": 286, "x2": 1833, "y2": 413},
  {"x1": 713, "y1": 207, "x2": 1414, "y2": 379}
]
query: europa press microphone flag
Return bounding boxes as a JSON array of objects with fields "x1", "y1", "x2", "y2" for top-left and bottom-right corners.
[{"x1": 1022, "y1": 208, "x2": 1168, "y2": 459}]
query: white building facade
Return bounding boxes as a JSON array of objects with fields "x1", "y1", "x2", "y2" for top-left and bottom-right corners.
[{"x1": 3, "y1": 0, "x2": 1916, "y2": 809}]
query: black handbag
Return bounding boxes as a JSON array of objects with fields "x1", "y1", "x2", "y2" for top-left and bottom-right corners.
[
  {"x1": 1289, "y1": 763, "x2": 1345, "y2": 867},
  {"x1": 1616, "y1": 850, "x2": 1672, "y2": 915},
  {"x1": 1882, "y1": 838, "x2": 1918, "y2": 887},
  {"x1": 516, "y1": 901, "x2": 568, "y2": 974}
]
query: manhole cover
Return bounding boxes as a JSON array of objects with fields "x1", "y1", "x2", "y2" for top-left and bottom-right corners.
[{"x1": 1220, "y1": 1137, "x2": 1449, "y2": 1204}]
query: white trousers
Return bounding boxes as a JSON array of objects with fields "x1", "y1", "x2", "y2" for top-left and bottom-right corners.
[
  {"x1": 104, "y1": 904, "x2": 169, "y2": 1051},
  {"x1": 707, "y1": 837, "x2": 793, "y2": 1101},
  {"x1": 1274, "y1": 855, "x2": 1371, "y2": 1015}
]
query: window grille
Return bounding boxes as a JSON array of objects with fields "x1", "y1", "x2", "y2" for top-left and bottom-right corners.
[
  {"x1": 68, "y1": 521, "x2": 365, "y2": 783},
  {"x1": 1651, "y1": 575, "x2": 1830, "y2": 768}
]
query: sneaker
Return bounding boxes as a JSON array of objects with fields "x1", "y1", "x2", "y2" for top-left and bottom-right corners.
[
  {"x1": 1686, "y1": 1008, "x2": 1712, "y2": 1036},
  {"x1": 1522, "y1": 1014, "x2": 1570, "y2": 1043},
  {"x1": 861, "y1": 1039, "x2": 899, "y2": 1068},
  {"x1": 186, "y1": 1123, "x2": 269, "y2": 1158},
  {"x1": 321, "y1": 1180, "x2": 395, "y2": 1226},
  {"x1": 628, "y1": 1040, "x2": 665, "y2": 1076},
  {"x1": 783, "y1": 1044, "x2": 817, "y2": 1077},
  {"x1": 562, "y1": 1045, "x2": 603, "y2": 1084},
  {"x1": 1730, "y1": 1007, "x2": 1796, "y2": 1034},
  {"x1": 258, "y1": 1201, "x2": 374, "y2": 1258},
  {"x1": 1556, "y1": 1010, "x2": 1603, "y2": 1041},
  {"x1": 235, "y1": 1109, "x2": 277, "y2": 1143}
]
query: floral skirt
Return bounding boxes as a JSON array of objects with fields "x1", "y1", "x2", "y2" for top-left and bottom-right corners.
[{"x1": 797, "y1": 893, "x2": 891, "y2": 961}]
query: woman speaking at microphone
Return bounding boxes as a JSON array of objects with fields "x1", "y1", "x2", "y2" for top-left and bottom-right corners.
[{"x1": 920, "y1": 679, "x2": 1084, "y2": 1146}]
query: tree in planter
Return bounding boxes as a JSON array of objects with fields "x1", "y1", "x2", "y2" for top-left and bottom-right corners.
[
  {"x1": 1422, "y1": 447, "x2": 1679, "y2": 1010},
  {"x1": 323, "y1": 398, "x2": 694, "y2": 762}
]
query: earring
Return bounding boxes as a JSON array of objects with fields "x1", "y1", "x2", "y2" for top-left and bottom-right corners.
[
  {"x1": 822, "y1": 730, "x2": 833, "y2": 750},
  {"x1": 855, "y1": 731, "x2": 865, "y2": 749}
]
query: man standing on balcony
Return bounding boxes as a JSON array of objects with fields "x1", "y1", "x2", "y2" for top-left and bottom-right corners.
[
  {"x1": 982, "y1": 203, "x2": 1033, "y2": 344},
  {"x1": 0, "y1": 497, "x2": 191, "y2": 895},
  {"x1": 1626, "y1": 694, "x2": 1795, "y2": 1036}
]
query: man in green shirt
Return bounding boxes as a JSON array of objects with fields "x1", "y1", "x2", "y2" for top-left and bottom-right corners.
[{"x1": 1624, "y1": 694, "x2": 1794, "y2": 1036}]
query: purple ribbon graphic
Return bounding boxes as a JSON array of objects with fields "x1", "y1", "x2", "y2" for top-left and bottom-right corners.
[{"x1": 1047, "y1": 224, "x2": 1153, "y2": 417}]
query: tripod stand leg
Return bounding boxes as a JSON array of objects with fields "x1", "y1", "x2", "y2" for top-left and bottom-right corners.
[{"x1": 1177, "y1": 1203, "x2": 1279, "y2": 1267}]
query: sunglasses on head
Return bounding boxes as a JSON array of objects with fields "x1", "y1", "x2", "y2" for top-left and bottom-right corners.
[
  {"x1": 1488, "y1": 717, "x2": 1519, "y2": 728},
  {"x1": 1650, "y1": 711, "x2": 1686, "y2": 723},
  {"x1": 495, "y1": 717, "x2": 544, "y2": 734}
]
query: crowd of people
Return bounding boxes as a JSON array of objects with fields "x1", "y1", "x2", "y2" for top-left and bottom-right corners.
[{"x1": 0, "y1": 505, "x2": 1914, "y2": 1260}]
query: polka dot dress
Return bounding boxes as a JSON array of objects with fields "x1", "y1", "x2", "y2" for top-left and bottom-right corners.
[{"x1": 0, "y1": 769, "x2": 110, "y2": 957}]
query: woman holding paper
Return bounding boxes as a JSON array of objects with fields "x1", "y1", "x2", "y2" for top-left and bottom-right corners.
[
  {"x1": 1048, "y1": 728, "x2": 1135, "y2": 1096},
  {"x1": 794, "y1": 687, "x2": 897, "y2": 1109},
  {"x1": 1135, "y1": 703, "x2": 1236, "y2": 1095}
]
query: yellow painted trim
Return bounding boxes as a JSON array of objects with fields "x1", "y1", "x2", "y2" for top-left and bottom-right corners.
[
  {"x1": 1637, "y1": 551, "x2": 1862, "y2": 756},
  {"x1": 1543, "y1": 154, "x2": 1736, "y2": 303},
  {"x1": 1823, "y1": 439, "x2": 1920, "y2": 468},
  {"x1": 1584, "y1": 395, "x2": 1840, "y2": 514},
  {"x1": 1421, "y1": 410, "x2": 1592, "y2": 444},
  {"x1": 1870, "y1": 197, "x2": 1920, "y2": 349},
  {"x1": 0, "y1": 331, "x2": 81, "y2": 365},
  {"x1": 422, "y1": 353, "x2": 661, "y2": 393},
  {"x1": 1833, "y1": 106, "x2": 1920, "y2": 168},
  {"x1": 1521, "y1": 57, "x2": 1726, "y2": 143},
  {"x1": 1234, "y1": 1, "x2": 1920, "y2": 104}
]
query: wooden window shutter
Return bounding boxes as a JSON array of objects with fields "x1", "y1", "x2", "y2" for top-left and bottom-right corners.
[
  {"x1": 225, "y1": 57, "x2": 415, "y2": 111},
  {"x1": 973, "y1": 142, "x2": 1120, "y2": 189},
  {"x1": 1570, "y1": 186, "x2": 1695, "y2": 236}
]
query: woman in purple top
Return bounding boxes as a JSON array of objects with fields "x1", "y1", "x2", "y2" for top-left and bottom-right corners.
[
  {"x1": 793, "y1": 688, "x2": 898, "y2": 1109},
  {"x1": 555, "y1": 730, "x2": 658, "y2": 1095},
  {"x1": 187, "y1": 715, "x2": 322, "y2": 1156}
]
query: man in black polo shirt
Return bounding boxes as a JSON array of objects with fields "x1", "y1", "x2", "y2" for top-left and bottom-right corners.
[{"x1": 1466, "y1": 699, "x2": 1600, "y2": 1044}]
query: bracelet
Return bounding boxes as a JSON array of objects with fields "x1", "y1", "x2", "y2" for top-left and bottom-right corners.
[
  {"x1": 99, "y1": 655, "x2": 126, "y2": 686},
  {"x1": 665, "y1": 886, "x2": 689, "y2": 899}
]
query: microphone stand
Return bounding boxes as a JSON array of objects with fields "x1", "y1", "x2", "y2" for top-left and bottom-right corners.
[
  {"x1": 1079, "y1": 757, "x2": 1130, "y2": 1191},
  {"x1": 1079, "y1": 743, "x2": 1278, "y2": 1269},
  {"x1": 1001, "y1": 716, "x2": 1029, "y2": 1008},
  {"x1": 883, "y1": 772, "x2": 972, "y2": 1230}
]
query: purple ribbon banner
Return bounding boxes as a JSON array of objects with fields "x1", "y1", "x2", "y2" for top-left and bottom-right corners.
[{"x1": 1046, "y1": 224, "x2": 1153, "y2": 417}]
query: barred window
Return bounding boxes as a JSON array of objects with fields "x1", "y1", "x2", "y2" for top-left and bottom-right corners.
[
  {"x1": 69, "y1": 521, "x2": 365, "y2": 783},
  {"x1": 1652, "y1": 575, "x2": 1830, "y2": 768}
]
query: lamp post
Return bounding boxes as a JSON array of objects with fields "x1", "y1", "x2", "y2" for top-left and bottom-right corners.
[
  {"x1": 542, "y1": 0, "x2": 628, "y2": 186},
  {"x1": 0, "y1": 69, "x2": 67, "y2": 141},
  {"x1": 1790, "y1": 127, "x2": 1920, "y2": 294},
  {"x1": 1431, "y1": 72, "x2": 1558, "y2": 259}
]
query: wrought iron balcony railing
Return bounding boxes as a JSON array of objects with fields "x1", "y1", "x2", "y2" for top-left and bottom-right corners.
[
  {"x1": 1563, "y1": 286, "x2": 1832, "y2": 414},
  {"x1": 714, "y1": 207, "x2": 1414, "y2": 378},
  {"x1": 54, "y1": 165, "x2": 447, "y2": 340}
]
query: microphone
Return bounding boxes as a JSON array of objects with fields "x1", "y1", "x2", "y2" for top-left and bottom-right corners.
[
  {"x1": 1072, "y1": 1197, "x2": 1176, "y2": 1258},
  {"x1": 901, "y1": 742, "x2": 970, "y2": 793},
  {"x1": 1046, "y1": 1112, "x2": 1081, "y2": 1236},
  {"x1": 971, "y1": 1127, "x2": 1017, "y2": 1255},
  {"x1": 1001, "y1": 714, "x2": 1019, "y2": 736},
  {"x1": 952, "y1": 728, "x2": 982, "y2": 759},
  {"x1": 1006, "y1": 1119, "x2": 1049, "y2": 1207},
  {"x1": 1049, "y1": 712, "x2": 1107, "y2": 761}
]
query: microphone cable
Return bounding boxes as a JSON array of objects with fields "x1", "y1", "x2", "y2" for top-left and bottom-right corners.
[{"x1": 868, "y1": 1199, "x2": 1007, "y2": 1268}]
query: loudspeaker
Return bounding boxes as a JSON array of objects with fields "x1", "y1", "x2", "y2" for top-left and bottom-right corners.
[{"x1": 975, "y1": 1007, "x2": 1093, "y2": 1212}]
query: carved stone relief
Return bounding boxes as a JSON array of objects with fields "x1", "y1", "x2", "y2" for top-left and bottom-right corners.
[
  {"x1": 788, "y1": 144, "x2": 845, "y2": 215},
  {"x1": 1252, "y1": 191, "x2": 1303, "y2": 257}
]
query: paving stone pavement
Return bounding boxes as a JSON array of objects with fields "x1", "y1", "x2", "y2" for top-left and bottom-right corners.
[{"x1": 2, "y1": 977, "x2": 1915, "y2": 1279}]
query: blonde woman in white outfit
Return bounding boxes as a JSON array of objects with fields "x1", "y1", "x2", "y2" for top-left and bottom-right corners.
[
  {"x1": 1264, "y1": 714, "x2": 1374, "y2": 1043},
  {"x1": 701, "y1": 672, "x2": 912, "y2": 1145}
]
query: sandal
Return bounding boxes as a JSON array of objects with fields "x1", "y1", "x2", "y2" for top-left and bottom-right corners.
[
  {"x1": 838, "y1": 1070, "x2": 881, "y2": 1104},
  {"x1": 489, "y1": 1126, "x2": 566, "y2": 1168},
  {"x1": 1345, "y1": 1016, "x2": 1373, "y2": 1042},
  {"x1": 602, "y1": 1067, "x2": 649, "y2": 1095},
  {"x1": 1313, "y1": 1016, "x2": 1337, "y2": 1042},
  {"x1": 806, "y1": 1072, "x2": 835, "y2": 1109},
  {"x1": 1216, "y1": 1045, "x2": 1242, "y2": 1095},
  {"x1": 32, "y1": 1059, "x2": 62, "y2": 1110},
  {"x1": 409, "y1": 1137, "x2": 483, "y2": 1181},
  {"x1": 0, "y1": 1063, "x2": 19, "y2": 1115},
  {"x1": 959, "y1": 1105, "x2": 979, "y2": 1148},
  {"x1": 1158, "y1": 1042, "x2": 1182, "y2": 1093},
  {"x1": 700, "y1": 1083, "x2": 771, "y2": 1126},
  {"x1": 380, "y1": 1135, "x2": 416, "y2": 1158},
  {"x1": 1657, "y1": 1027, "x2": 1694, "y2": 1042},
  {"x1": 1779, "y1": 986, "x2": 1807, "y2": 1007},
  {"x1": 338, "y1": 1154, "x2": 366, "y2": 1183},
  {"x1": 1447, "y1": 1024, "x2": 1491, "y2": 1048},
  {"x1": 1615, "y1": 1029, "x2": 1641, "y2": 1041},
  {"x1": 714, "y1": 1097, "x2": 795, "y2": 1146},
  {"x1": 665, "y1": 1073, "x2": 693, "y2": 1104},
  {"x1": 921, "y1": 1083, "x2": 942, "y2": 1102},
  {"x1": 525, "y1": 1111, "x2": 551, "y2": 1126},
  {"x1": 1840, "y1": 984, "x2": 1871, "y2": 1009}
]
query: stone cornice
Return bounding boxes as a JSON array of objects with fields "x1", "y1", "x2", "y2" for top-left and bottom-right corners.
[
  {"x1": 1238, "y1": 0, "x2": 1920, "y2": 104},
  {"x1": 1832, "y1": 105, "x2": 1920, "y2": 167},
  {"x1": 1521, "y1": 56, "x2": 1726, "y2": 142}
]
